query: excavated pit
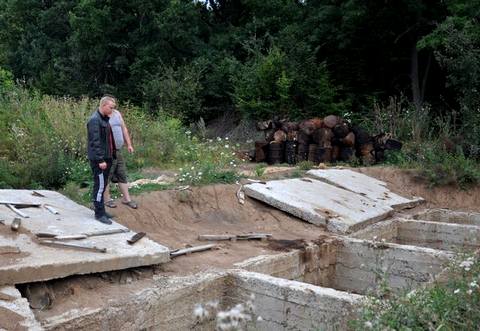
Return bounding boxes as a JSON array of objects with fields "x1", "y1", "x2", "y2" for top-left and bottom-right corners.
[
  {"x1": 21, "y1": 268, "x2": 361, "y2": 331},
  {"x1": 8, "y1": 218, "x2": 467, "y2": 331},
  {"x1": 3, "y1": 177, "x2": 480, "y2": 330},
  {"x1": 236, "y1": 237, "x2": 453, "y2": 296}
]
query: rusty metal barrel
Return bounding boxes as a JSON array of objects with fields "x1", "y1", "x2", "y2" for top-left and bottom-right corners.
[{"x1": 268, "y1": 142, "x2": 284, "y2": 164}]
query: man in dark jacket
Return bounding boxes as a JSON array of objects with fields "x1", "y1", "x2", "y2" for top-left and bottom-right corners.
[{"x1": 87, "y1": 96, "x2": 116, "y2": 224}]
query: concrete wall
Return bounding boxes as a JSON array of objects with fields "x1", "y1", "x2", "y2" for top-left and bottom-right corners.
[
  {"x1": 414, "y1": 209, "x2": 480, "y2": 226},
  {"x1": 352, "y1": 217, "x2": 480, "y2": 252},
  {"x1": 333, "y1": 238, "x2": 453, "y2": 294},
  {"x1": 229, "y1": 270, "x2": 362, "y2": 331},
  {"x1": 397, "y1": 220, "x2": 480, "y2": 251},
  {"x1": 41, "y1": 272, "x2": 227, "y2": 331}
]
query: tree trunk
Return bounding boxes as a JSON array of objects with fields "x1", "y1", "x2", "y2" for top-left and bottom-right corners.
[{"x1": 411, "y1": 43, "x2": 422, "y2": 113}]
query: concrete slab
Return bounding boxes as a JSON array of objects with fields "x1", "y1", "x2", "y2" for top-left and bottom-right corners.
[
  {"x1": 0, "y1": 190, "x2": 169, "y2": 285},
  {"x1": 0, "y1": 286, "x2": 43, "y2": 330},
  {"x1": 307, "y1": 169, "x2": 424, "y2": 209},
  {"x1": 243, "y1": 178, "x2": 393, "y2": 233}
]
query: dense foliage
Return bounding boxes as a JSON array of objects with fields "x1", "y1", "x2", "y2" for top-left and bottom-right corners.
[
  {"x1": 0, "y1": 0, "x2": 477, "y2": 125},
  {"x1": 1, "y1": 0, "x2": 480, "y2": 192}
]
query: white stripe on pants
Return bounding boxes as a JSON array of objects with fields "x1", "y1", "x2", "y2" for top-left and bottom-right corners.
[{"x1": 96, "y1": 172, "x2": 104, "y2": 202}]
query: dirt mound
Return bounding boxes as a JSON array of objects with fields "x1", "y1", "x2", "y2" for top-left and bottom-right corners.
[{"x1": 356, "y1": 167, "x2": 480, "y2": 212}]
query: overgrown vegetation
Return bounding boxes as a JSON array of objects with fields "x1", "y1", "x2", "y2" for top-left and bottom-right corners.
[
  {"x1": 350, "y1": 253, "x2": 480, "y2": 330},
  {"x1": 0, "y1": 86, "x2": 244, "y2": 194}
]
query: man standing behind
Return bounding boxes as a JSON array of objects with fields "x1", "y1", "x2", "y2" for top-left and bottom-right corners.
[
  {"x1": 104, "y1": 108, "x2": 138, "y2": 209},
  {"x1": 87, "y1": 96, "x2": 116, "y2": 225}
]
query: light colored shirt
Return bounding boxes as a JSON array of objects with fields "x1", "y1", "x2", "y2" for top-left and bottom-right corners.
[{"x1": 110, "y1": 110, "x2": 124, "y2": 149}]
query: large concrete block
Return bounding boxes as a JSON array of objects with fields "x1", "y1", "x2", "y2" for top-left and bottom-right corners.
[
  {"x1": 307, "y1": 169, "x2": 424, "y2": 209},
  {"x1": 0, "y1": 190, "x2": 169, "y2": 285},
  {"x1": 243, "y1": 178, "x2": 393, "y2": 233}
]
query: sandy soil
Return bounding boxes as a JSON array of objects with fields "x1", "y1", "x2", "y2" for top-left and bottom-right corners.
[
  {"x1": 356, "y1": 166, "x2": 480, "y2": 212},
  {"x1": 21, "y1": 165, "x2": 480, "y2": 322},
  {"x1": 114, "y1": 183, "x2": 326, "y2": 274}
]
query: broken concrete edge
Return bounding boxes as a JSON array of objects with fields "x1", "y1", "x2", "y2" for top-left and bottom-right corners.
[
  {"x1": 0, "y1": 286, "x2": 43, "y2": 331},
  {"x1": 0, "y1": 250, "x2": 170, "y2": 286},
  {"x1": 390, "y1": 197, "x2": 425, "y2": 210}
]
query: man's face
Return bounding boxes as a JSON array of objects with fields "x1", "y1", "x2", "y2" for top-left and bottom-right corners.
[{"x1": 101, "y1": 100, "x2": 115, "y2": 116}]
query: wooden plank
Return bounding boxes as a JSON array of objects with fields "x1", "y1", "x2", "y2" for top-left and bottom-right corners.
[
  {"x1": 170, "y1": 244, "x2": 216, "y2": 257},
  {"x1": 6, "y1": 204, "x2": 29, "y2": 218},
  {"x1": 198, "y1": 234, "x2": 235, "y2": 241}
]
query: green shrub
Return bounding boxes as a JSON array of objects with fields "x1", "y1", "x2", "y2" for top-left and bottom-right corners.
[
  {"x1": 421, "y1": 147, "x2": 480, "y2": 188},
  {"x1": 297, "y1": 160, "x2": 314, "y2": 170},
  {"x1": 254, "y1": 163, "x2": 267, "y2": 177}
]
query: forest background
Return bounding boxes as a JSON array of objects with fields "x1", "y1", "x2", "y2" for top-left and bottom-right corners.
[{"x1": 0, "y1": 0, "x2": 480, "y2": 190}]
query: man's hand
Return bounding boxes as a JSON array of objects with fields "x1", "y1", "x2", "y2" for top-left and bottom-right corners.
[
  {"x1": 99, "y1": 162, "x2": 107, "y2": 170},
  {"x1": 127, "y1": 145, "x2": 134, "y2": 153}
]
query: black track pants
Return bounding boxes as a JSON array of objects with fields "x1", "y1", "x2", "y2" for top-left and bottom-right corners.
[{"x1": 90, "y1": 160, "x2": 112, "y2": 217}]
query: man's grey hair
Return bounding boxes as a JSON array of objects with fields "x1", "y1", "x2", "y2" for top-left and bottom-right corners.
[{"x1": 99, "y1": 96, "x2": 116, "y2": 108}]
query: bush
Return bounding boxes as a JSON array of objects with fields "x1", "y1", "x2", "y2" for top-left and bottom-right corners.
[
  {"x1": 141, "y1": 63, "x2": 203, "y2": 121},
  {"x1": 421, "y1": 149, "x2": 480, "y2": 188}
]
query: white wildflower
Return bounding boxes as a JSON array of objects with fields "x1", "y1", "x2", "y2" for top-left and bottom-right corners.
[
  {"x1": 364, "y1": 321, "x2": 373, "y2": 328},
  {"x1": 460, "y1": 260, "x2": 474, "y2": 271},
  {"x1": 454, "y1": 289, "x2": 460, "y2": 294},
  {"x1": 470, "y1": 281, "x2": 478, "y2": 288}
]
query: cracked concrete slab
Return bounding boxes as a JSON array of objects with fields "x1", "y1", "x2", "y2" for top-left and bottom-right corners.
[
  {"x1": 307, "y1": 169, "x2": 424, "y2": 209},
  {"x1": 0, "y1": 190, "x2": 169, "y2": 285},
  {"x1": 243, "y1": 178, "x2": 393, "y2": 233}
]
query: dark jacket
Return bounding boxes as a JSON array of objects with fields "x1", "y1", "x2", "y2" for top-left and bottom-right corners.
[{"x1": 87, "y1": 109, "x2": 113, "y2": 163}]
